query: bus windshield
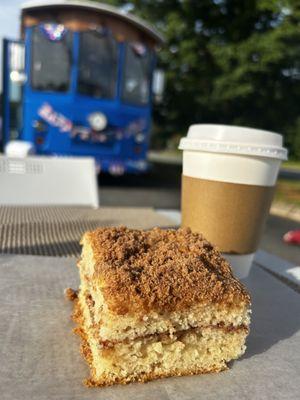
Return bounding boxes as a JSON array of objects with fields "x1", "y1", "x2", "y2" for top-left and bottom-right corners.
[
  {"x1": 31, "y1": 25, "x2": 72, "y2": 92},
  {"x1": 122, "y1": 43, "x2": 152, "y2": 106},
  {"x1": 78, "y1": 31, "x2": 118, "y2": 99}
]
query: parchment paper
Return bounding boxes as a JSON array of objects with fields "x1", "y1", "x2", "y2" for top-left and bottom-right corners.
[{"x1": 0, "y1": 254, "x2": 299, "y2": 400}]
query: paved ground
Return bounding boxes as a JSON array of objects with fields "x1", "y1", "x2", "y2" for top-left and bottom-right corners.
[
  {"x1": 280, "y1": 167, "x2": 300, "y2": 181},
  {"x1": 99, "y1": 162, "x2": 300, "y2": 265},
  {"x1": 261, "y1": 214, "x2": 299, "y2": 265}
]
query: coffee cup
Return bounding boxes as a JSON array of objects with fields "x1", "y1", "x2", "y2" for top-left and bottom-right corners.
[{"x1": 179, "y1": 124, "x2": 288, "y2": 278}]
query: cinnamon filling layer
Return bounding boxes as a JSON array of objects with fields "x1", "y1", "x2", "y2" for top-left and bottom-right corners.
[
  {"x1": 81, "y1": 292, "x2": 248, "y2": 349},
  {"x1": 94, "y1": 324, "x2": 249, "y2": 349}
]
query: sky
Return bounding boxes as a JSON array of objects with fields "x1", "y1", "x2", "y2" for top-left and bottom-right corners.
[
  {"x1": 0, "y1": 0, "x2": 22, "y2": 42},
  {"x1": 0, "y1": 0, "x2": 60, "y2": 91}
]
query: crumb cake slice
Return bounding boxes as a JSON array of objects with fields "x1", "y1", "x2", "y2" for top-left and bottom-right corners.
[{"x1": 72, "y1": 226, "x2": 251, "y2": 386}]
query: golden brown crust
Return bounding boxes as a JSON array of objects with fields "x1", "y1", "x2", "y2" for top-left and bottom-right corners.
[
  {"x1": 86, "y1": 362, "x2": 227, "y2": 387},
  {"x1": 84, "y1": 226, "x2": 250, "y2": 314}
]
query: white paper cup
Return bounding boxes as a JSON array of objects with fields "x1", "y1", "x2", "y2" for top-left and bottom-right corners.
[
  {"x1": 223, "y1": 253, "x2": 255, "y2": 279},
  {"x1": 179, "y1": 124, "x2": 288, "y2": 277}
]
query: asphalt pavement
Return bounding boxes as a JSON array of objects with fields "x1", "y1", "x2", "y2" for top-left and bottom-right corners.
[
  {"x1": 279, "y1": 167, "x2": 300, "y2": 181},
  {"x1": 99, "y1": 161, "x2": 299, "y2": 265}
]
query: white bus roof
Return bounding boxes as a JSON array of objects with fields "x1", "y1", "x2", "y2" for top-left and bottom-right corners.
[{"x1": 21, "y1": 0, "x2": 164, "y2": 43}]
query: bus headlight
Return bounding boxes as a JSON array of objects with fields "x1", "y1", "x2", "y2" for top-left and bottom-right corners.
[
  {"x1": 88, "y1": 112, "x2": 107, "y2": 131},
  {"x1": 135, "y1": 133, "x2": 145, "y2": 143}
]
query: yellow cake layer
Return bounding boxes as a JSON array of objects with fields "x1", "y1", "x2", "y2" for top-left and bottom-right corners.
[
  {"x1": 77, "y1": 300, "x2": 248, "y2": 387},
  {"x1": 79, "y1": 277, "x2": 250, "y2": 343}
]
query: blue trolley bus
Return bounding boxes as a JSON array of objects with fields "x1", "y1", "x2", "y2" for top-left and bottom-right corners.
[{"x1": 2, "y1": 1, "x2": 164, "y2": 174}]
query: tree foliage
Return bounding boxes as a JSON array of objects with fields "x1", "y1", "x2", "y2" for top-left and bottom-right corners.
[{"x1": 103, "y1": 0, "x2": 300, "y2": 156}]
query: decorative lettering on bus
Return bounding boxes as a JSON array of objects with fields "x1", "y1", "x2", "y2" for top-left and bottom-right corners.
[
  {"x1": 37, "y1": 102, "x2": 147, "y2": 143},
  {"x1": 38, "y1": 103, "x2": 72, "y2": 132}
]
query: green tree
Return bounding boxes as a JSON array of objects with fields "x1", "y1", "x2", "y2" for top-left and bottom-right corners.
[{"x1": 102, "y1": 0, "x2": 300, "y2": 157}]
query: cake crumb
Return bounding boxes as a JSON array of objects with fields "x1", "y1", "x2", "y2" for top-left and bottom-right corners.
[{"x1": 64, "y1": 287, "x2": 78, "y2": 301}]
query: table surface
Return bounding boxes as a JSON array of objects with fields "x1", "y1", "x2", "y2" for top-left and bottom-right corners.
[
  {"x1": 0, "y1": 206, "x2": 176, "y2": 257},
  {"x1": 0, "y1": 254, "x2": 299, "y2": 400},
  {"x1": 1, "y1": 205, "x2": 298, "y2": 290}
]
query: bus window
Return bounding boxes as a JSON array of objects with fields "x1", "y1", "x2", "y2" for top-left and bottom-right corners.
[
  {"x1": 78, "y1": 31, "x2": 118, "y2": 99},
  {"x1": 31, "y1": 25, "x2": 72, "y2": 92},
  {"x1": 122, "y1": 43, "x2": 152, "y2": 106}
]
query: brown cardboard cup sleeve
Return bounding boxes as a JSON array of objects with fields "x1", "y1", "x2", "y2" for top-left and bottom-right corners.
[{"x1": 181, "y1": 175, "x2": 275, "y2": 254}]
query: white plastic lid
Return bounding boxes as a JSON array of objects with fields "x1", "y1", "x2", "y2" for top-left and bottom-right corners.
[{"x1": 179, "y1": 124, "x2": 288, "y2": 160}]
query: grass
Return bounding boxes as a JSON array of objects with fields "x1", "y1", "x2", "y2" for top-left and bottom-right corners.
[
  {"x1": 282, "y1": 160, "x2": 300, "y2": 170},
  {"x1": 274, "y1": 179, "x2": 300, "y2": 207},
  {"x1": 150, "y1": 152, "x2": 300, "y2": 169},
  {"x1": 149, "y1": 149, "x2": 181, "y2": 157}
]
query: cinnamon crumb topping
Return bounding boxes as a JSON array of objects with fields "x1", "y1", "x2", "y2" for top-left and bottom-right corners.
[{"x1": 83, "y1": 226, "x2": 250, "y2": 314}]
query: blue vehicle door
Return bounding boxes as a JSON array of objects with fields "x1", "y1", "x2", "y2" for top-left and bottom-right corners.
[{"x1": 1, "y1": 39, "x2": 25, "y2": 148}]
